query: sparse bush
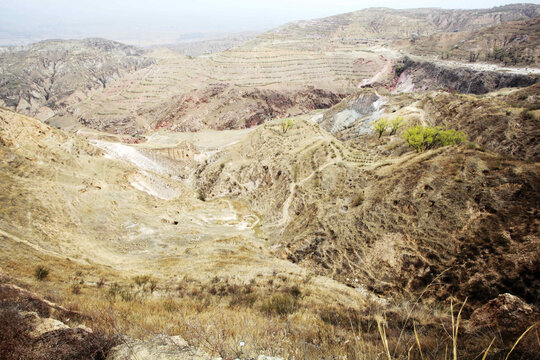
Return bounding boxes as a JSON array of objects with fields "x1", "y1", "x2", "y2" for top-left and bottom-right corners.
[
  {"x1": 520, "y1": 109, "x2": 533, "y2": 120},
  {"x1": 149, "y1": 279, "x2": 158, "y2": 293},
  {"x1": 373, "y1": 118, "x2": 389, "y2": 139},
  {"x1": 163, "y1": 298, "x2": 179, "y2": 313},
  {"x1": 281, "y1": 118, "x2": 294, "y2": 133},
  {"x1": 132, "y1": 275, "x2": 151, "y2": 287},
  {"x1": 34, "y1": 266, "x2": 49, "y2": 281},
  {"x1": 229, "y1": 293, "x2": 258, "y2": 308},
  {"x1": 197, "y1": 192, "x2": 206, "y2": 201},
  {"x1": 107, "y1": 283, "x2": 135, "y2": 302},
  {"x1": 286, "y1": 285, "x2": 302, "y2": 298},
  {"x1": 260, "y1": 293, "x2": 297, "y2": 316},
  {"x1": 403, "y1": 125, "x2": 466, "y2": 152}
]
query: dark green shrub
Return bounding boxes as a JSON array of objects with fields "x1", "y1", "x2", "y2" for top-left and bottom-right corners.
[{"x1": 403, "y1": 125, "x2": 466, "y2": 152}]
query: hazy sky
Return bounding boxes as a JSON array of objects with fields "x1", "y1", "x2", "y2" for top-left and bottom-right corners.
[{"x1": 0, "y1": 0, "x2": 537, "y2": 45}]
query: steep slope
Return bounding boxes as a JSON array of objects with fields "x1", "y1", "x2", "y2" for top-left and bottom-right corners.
[
  {"x1": 197, "y1": 88, "x2": 540, "y2": 310},
  {"x1": 0, "y1": 38, "x2": 153, "y2": 121}
]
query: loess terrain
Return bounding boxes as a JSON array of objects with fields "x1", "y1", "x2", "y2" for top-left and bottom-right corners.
[{"x1": 1, "y1": 3, "x2": 540, "y2": 360}]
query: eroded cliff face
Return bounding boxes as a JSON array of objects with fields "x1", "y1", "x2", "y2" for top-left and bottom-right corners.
[
  {"x1": 123, "y1": 85, "x2": 345, "y2": 133},
  {"x1": 393, "y1": 58, "x2": 538, "y2": 95}
]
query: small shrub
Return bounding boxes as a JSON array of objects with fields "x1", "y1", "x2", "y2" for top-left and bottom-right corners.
[
  {"x1": 520, "y1": 109, "x2": 533, "y2": 120},
  {"x1": 107, "y1": 283, "x2": 135, "y2": 302},
  {"x1": 281, "y1": 118, "x2": 294, "y2": 133},
  {"x1": 149, "y1": 279, "x2": 158, "y2": 293},
  {"x1": 229, "y1": 293, "x2": 258, "y2": 308},
  {"x1": 403, "y1": 125, "x2": 466, "y2": 152},
  {"x1": 163, "y1": 298, "x2": 179, "y2": 313},
  {"x1": 260, "y1": 293, "x2": 297, "y2": 316},
  {"x1": 287, "y1": 285, "x2": 302, "y2": 298},
  {"x1": 373, "y1": 118, "x2": 389, "y2": 139},
  {"x1": 197, "y1": 193, "x2": 206, "y2": 201},
  {"x1": 133, "y1": 275, "x2": 151, "y2": 287},
  {"x1": 34, "y1": 266, "x2": 49, "y2": 281},
  {"x1": 71, "y1": 283, "x2": 81, "y2": 295}
]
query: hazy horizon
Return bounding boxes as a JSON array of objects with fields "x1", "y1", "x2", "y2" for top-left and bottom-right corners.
[{"x1": 1, "y1": 0, "x2": 537, "y2": 46}]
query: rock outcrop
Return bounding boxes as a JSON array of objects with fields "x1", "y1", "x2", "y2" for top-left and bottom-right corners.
[
  {"x1": 0, "y1": 278, "x2": 116, "y2": 360},
  {"x1": 107, "y1": 335, "x2": 216, "y2": 360},
  {"x1": 468, "y1": 293, "x2": 539, "y2": 338}
]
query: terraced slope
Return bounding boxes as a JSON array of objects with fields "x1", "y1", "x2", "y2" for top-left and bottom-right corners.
[
  {"x1": 54, "y1": 44, "x2": 383, "y2": 134},
  {"x1": 4, "y1": 5, "x2": 538, "y2": 136}
]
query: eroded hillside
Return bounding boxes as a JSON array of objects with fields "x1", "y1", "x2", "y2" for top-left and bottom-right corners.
[
  {"x1": 0, "y1": 39, "x2": 153, "y2": 121},
  {"x1": 2, "y1": 5, "x2": 538, "y2": 137},
  {"x1": 196, "y1": 89, "x2": 540, "y2": 309}
]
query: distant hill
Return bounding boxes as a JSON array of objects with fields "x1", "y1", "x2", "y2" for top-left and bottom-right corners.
[
  {"x1": 164, "y1": 32, "x2": 259, "y2": 56},
  {"x1": 0, "y1": 4, "x2": 538, "y2": 134},
  {"x1": 0, "y1": 38, "x2": 152, "y2": 121},
  {"x1": 266, "y1": 4, "x2": 540, "y2": 42},
  {"x1": 403, "y1": 17, "x2": 540, "y2": 66}
]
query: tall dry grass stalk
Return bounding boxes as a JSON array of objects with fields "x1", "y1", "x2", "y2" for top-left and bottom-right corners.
[
  {"x1": 504, "y1": 322, "x2": 538, "y2": 360},
  {"x1": 450, "y1": 297, "x2": 467, "y2": 360}
]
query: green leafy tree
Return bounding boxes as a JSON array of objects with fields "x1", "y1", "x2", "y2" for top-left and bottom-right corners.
[
  {"x1": 403, "y1": 125, "x2": 466, "y2": 152},
  {"x1": 373, "y1": 118, "x2": 389, "y2": 139}
]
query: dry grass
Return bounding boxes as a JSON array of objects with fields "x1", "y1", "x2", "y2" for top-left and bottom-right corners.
[{"x1": 44, "y1": 274, "x2": 536, "y2": 360}]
